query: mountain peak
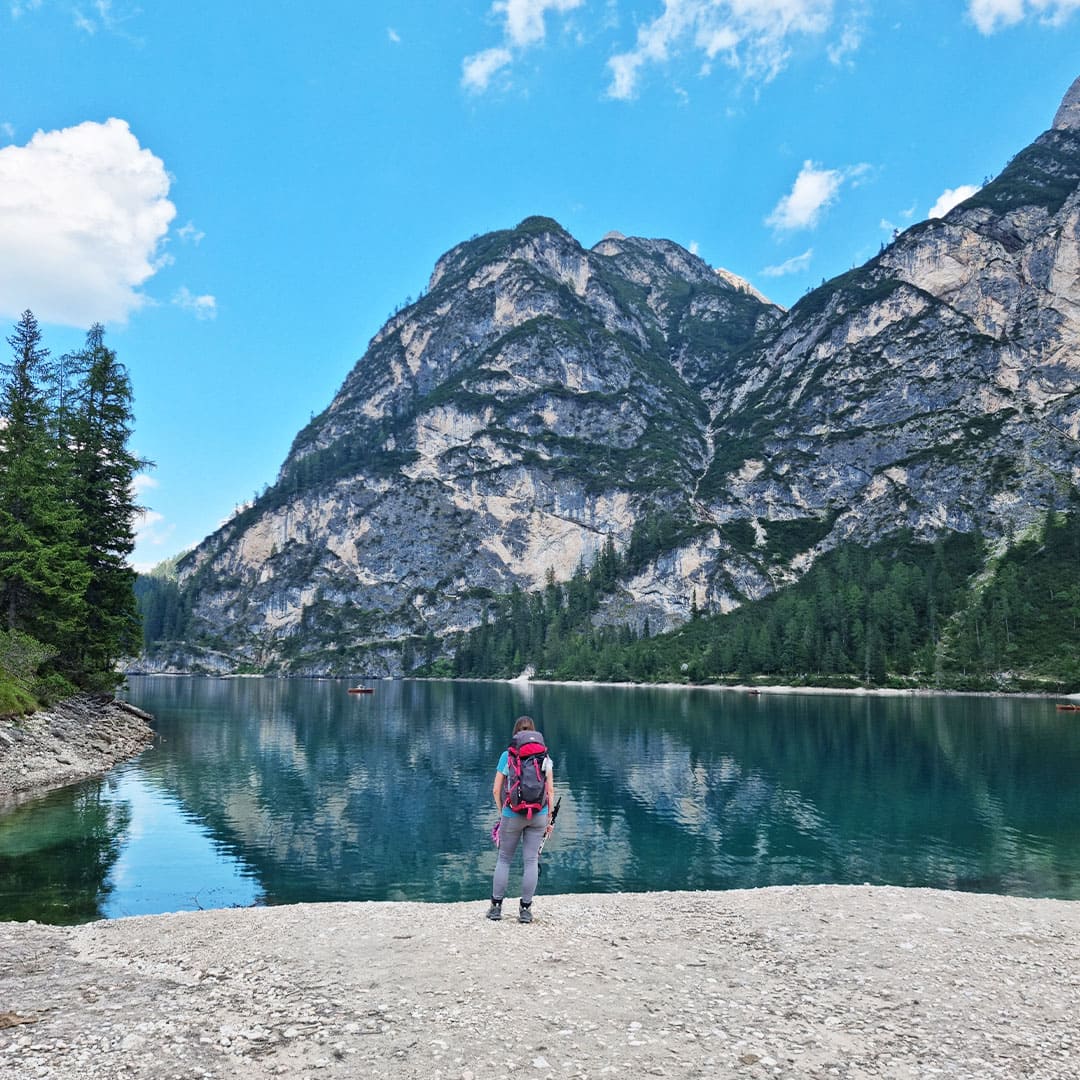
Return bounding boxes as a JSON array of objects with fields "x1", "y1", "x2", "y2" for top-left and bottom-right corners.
[
  {"x1": 713, "y1": 267, "x2": 773, "y2": 306},
  {"x1": 1053, "y1": 74, "x2": 1080, "y2": 131},
  {"x1": 512, "y1": 215, "x2": 572, "y2": 239}
]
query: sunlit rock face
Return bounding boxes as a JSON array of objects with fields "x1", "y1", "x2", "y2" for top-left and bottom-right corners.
[
  {"x1": 174, "y1": 217, "x2": 782, "y2": 671},
  {"x1": 704, "y1": 92, "x2": 1080, "y2": 558},
  {"x1": 1054, "y1": 75, "x2": 1080, "y2": 132},
  {"x1": 171, "y1": 79, "x2": 1080, "y2": 674}
]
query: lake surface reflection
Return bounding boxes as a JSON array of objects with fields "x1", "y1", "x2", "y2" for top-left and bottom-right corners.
[{"x1": 3, "y1": 677, "x2": 1080, "y2": 923}]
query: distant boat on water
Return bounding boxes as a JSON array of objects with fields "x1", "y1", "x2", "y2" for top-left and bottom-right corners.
[
  {"x1": 1056, "y1": 702, "x2": 1080, "y2": 711},
  {"x1": 348, "y1": 686, "x2": 375, "y2": 694}
]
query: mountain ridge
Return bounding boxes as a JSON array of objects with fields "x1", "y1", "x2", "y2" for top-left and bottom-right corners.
[{"x1": 142, "y1": 78, "x2": 1080, "y2": 679}]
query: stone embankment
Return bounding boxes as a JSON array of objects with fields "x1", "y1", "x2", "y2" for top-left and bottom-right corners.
[
  {"x1": 0, "y1": 695, "x2": 154, "y2": 806},
  {"x1": 2, "y1": 885, "x2": 1078, "y2": 1079}
]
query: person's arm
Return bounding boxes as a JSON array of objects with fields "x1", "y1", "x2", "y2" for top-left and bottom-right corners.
[
  {"x1": 493, "y1": 770, "x2": 505, "y2": 813},
  {"x1": 544, "y1": 768, "x2": 555, "y2": 832}
]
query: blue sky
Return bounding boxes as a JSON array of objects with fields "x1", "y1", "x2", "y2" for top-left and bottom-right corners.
[{"x1": 2, "y1": 1, "x2": 1079, "y2": 570}]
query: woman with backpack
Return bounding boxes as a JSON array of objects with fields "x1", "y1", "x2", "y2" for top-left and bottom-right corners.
[{"x1": 487, "y1": 715, "x2": 555, "y2": 924}]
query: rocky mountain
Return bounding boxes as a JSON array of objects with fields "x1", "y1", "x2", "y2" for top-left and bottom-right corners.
[{"x1": 156, "y1": 77, "x2": 1080, "y2": 676}]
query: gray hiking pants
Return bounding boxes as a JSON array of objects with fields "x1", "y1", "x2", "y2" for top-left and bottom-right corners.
[{"x1": 492, "y1": 812, "x2": 546, "y2": 904}]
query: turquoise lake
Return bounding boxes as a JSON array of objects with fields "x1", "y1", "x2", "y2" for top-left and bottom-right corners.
[{"x1": 2, "y1": 676, "x2": 1080, "y2": 924}]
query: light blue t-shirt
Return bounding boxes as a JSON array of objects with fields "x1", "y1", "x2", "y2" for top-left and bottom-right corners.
[{"x1": 497, "y1": 749, "x2": 552, "y2": 818}]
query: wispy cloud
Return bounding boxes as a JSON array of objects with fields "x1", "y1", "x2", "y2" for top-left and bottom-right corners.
[
  {"x1": 73, "y1": 0, "x2": 115, "y2": 34},
  {"x1": 928, "y1": 184, "x2": 979, "y2": 218},
  {"x1": 71, "y1": 0, "x2": 143, "y2": 41},
  {"x1": 606, "y1": 0, "x2": 834, "y2": 101},
  {"x1": 462, "y1": 0, "x2": 584, "y2": 93},
  {"x1": 172, "y1": 286, "x2": 217, "y2": 320},
  {"x1": 0, "y1": 118, "x2": 175, "y2": 327},
  {"x1": 10, "y1": 0, "x2": 43, "y2": 17},
  {"x1": 968, "y1": 0, "x2": 1080, "y2": 33},
  {"x1": 462, "y1": 46, "x2": 514, "y2": 92},
  {"x1": 131, "y1": 475, "x2": 177, "y2": 569},
  {"x1": 762, "y1": 248, "x2": 814, "y2": 276},
  {"x1": 500, "y1": 0, "x2": 584, "y2": 46},
  {"x1": 132, "y1": 474, "x2": 158, "y2": 499},
  {"x1": 132, "y1": 505, "x2": 178, "y2": 569},
  {"x1": 177, "y1": 220, "x2": 205, "y2": 245},
  {"x1": 827, "y1": 18, "x2": 862, "y2": 64},
  {"x1": 0, "y1": 121, "x2": 14, "y2": 142},
  {"x1": 766, "y1": 160, "x2": 868, "y2": 231},
  {"x1": 387, "y1": 26, "x2": 401, "y2": 43}
]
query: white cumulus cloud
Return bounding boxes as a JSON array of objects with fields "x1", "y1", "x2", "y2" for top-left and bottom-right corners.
[
  {"x1": 766, "y1": 160, "x2": 866, "y2": 231},
  {"x1": 968, "y1": 0, "x2": 1080, "y2": 33},
  {"x1": 762, "y1": 248, "x2": 814, "y2": 276},
  {"x1": 462, "y1": 0, "x2": 584, "y2": 92},
  {"x1": 606, "y1": 0, "x2": 834, "y2": 101},
  {"x1": 0, "y1": 118, "x2": 176, "y2": 327},
  {"x1": 928, "y1": 184, "x2": 979, "y2": 218}
]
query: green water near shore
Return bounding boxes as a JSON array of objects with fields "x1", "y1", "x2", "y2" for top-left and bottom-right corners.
[{"x1": 3, "y1": 677, "x2": 1079, "y2": 923}]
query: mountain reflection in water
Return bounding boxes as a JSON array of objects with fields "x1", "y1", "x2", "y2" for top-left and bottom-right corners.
[{"x1": 2, "y1": 677, "x2": 1079, "y2": 923}]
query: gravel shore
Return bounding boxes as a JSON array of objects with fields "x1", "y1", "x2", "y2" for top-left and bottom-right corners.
[
  {"x1": 2, "y1": 885, "x2": 1078, "y2": 1079},
  {"x1": 0, "y1": 695, "x2": 155, "y2": 807},
  {"x1": 3, "y1": 697, "x2": 1078, "y2": 1078}
]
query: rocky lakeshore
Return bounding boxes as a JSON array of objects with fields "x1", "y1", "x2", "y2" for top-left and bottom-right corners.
[
  {"x1": 0, "y1": 695, "x2": 155, "y2": 807},
  {"x1": 1, "y1": 886, "x2": 1078, "y2": 1080}
]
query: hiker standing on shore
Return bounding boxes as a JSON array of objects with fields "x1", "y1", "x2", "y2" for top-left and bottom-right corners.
[{"x1": 488, "y1": 716, "x2": 555, "y2": 924}]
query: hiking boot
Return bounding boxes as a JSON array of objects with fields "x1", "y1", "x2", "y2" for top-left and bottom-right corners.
[
  {"x1": 486, "y1": 899, "x2": 502, "y2": 921},
  {"x1": 518, "y1": 902, "x2": 533, "y2": 924}
]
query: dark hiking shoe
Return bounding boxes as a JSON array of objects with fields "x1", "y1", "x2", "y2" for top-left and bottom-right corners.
[
  {"x1": 486, "y1": 900, "x2": 502, "y2": 921},
  {"x1": 518, "y1": 902, "x2": 533, "y2": 924}
]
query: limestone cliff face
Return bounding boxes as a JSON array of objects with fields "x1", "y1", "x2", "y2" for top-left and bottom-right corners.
[
  {"x1": 706, "y1": 101, "x2": 1080, "y2": 561},
  {"x1": 169, "y1": 80, "x2": 1080, "y2": 675},
  {"x1": 175, "y1": 219, "x2": 780, "y2": 672}
]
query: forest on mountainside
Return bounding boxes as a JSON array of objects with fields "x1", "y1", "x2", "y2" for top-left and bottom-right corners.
[
  {"x1": 0, "y1": 311, "x2": 144, "y2": 715},
  {"x1": 135, "y1": 501, "x2": 1080, "y2": 693},
  {"x1": 440, "y1": 505, "x2": 1080, "y2": 694}
]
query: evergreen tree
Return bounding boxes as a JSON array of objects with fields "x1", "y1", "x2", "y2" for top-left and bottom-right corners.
[
  {"x1": 0, "y1": 311, "x2": 90, "y2": 667},
  {"x1": 65, "y1": 325, "x2": 147, "y2": 686}
]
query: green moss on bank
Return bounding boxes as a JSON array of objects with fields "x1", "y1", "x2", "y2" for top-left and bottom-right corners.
[{"x1": 0, "y1": 672, "x2": 39, "y2": 718}]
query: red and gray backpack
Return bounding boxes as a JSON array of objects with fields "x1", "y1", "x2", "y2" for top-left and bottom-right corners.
[{"x1": 505, "y1": 730, "x2": 548, "y2": 818}]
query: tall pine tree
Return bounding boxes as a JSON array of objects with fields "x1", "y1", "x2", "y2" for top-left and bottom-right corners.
[
  {"x1": 0, "y1": 311, "x2": 90, "y2": 664},
  {"x1": 66, "y1": 324, "x2": 148, "y2": 686}
]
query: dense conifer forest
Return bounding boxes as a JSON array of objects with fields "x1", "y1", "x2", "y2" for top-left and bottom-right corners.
[
  {"x1": 135, "y1": 501, "x2": 1080, "y2": 693},
  {"x1": 439, "y1": 506, "x2": 1080, "y2": 693},
  {"x1": 0, "y1": 311, "x2": 144, "y2": 714}
]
